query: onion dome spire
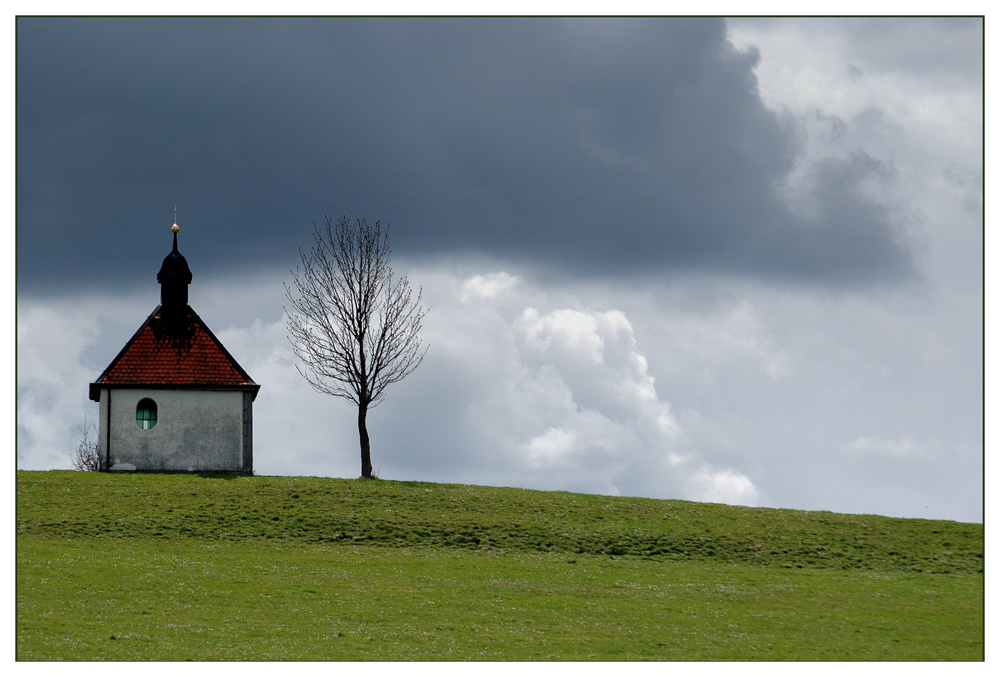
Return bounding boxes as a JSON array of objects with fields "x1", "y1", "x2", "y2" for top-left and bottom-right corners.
[{"x1": 157, "y1": 207, "x2": 193, "y2": 310}]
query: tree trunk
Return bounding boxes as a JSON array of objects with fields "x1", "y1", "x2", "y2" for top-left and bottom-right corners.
[{"x1": 358, "y1": 402, "x2": 373, "y2": 478}]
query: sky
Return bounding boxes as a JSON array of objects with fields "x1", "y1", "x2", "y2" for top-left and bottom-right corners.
[{"x1": 14, "y1": 16, "x2": 984, "y2": 523}]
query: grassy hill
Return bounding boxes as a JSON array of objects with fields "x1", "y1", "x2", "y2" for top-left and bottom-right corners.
[{"x1": 16, "y1": 471, "x2": 983, "y2": 660}]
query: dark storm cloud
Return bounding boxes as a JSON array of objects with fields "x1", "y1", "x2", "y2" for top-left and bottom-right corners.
[{"x1": 17, "y1": 17, "x2": 912, "y2": 293}]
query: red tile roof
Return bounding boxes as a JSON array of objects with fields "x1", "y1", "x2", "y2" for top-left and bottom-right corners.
[{"x1": 90, "y1": 306, "x2": 258, "y2": 401}]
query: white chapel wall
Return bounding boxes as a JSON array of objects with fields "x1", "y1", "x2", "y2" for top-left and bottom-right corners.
[{"x1": 100, "y1": 388, "x2": 247, "y2": 472}]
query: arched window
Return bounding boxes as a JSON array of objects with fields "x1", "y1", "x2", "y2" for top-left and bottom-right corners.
[{"x1": 136, "y1": 398, "x2": 157, "y2": 430}]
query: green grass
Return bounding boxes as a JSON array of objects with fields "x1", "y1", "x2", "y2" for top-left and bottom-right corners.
[{"x1": 16, "y1": 470, "x2": 983, "y2": 661}]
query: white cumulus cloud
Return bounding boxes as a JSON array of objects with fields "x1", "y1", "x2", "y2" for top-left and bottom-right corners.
[
  {"x1": 686, "y1": 467, "x2": 760, "y2": 506},
  {"x1": 459, "y1": 271, "x2": 521, "y2": 303},
  {"x1": 373, "y1": 269, "x2": 755, "y2": 504}
]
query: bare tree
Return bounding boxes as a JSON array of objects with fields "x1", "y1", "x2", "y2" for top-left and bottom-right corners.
[
  {"x1": 284, "y1": 214, "x2": 427, "y2": 479},
  {"x1": 71, "y1": 418, "x2": 101, "y2": 471}
]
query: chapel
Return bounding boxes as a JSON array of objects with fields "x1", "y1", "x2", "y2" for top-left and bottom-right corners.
[{"x1": 88, "y1": 219, "x2": 259, "y2": 473}]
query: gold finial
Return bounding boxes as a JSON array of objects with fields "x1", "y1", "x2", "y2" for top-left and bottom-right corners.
[{"x1": 172, "y1": 204, "x2": 179, "y2": 233}]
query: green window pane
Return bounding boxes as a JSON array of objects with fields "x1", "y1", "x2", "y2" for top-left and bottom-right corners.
[{"x1": 136, "y1": 398, "x2": 157, "y2": 430}]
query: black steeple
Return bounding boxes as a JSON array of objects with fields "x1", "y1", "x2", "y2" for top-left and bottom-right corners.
[{"x1": 157, "y1": 220, "x2": 193, "y2": 310}]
